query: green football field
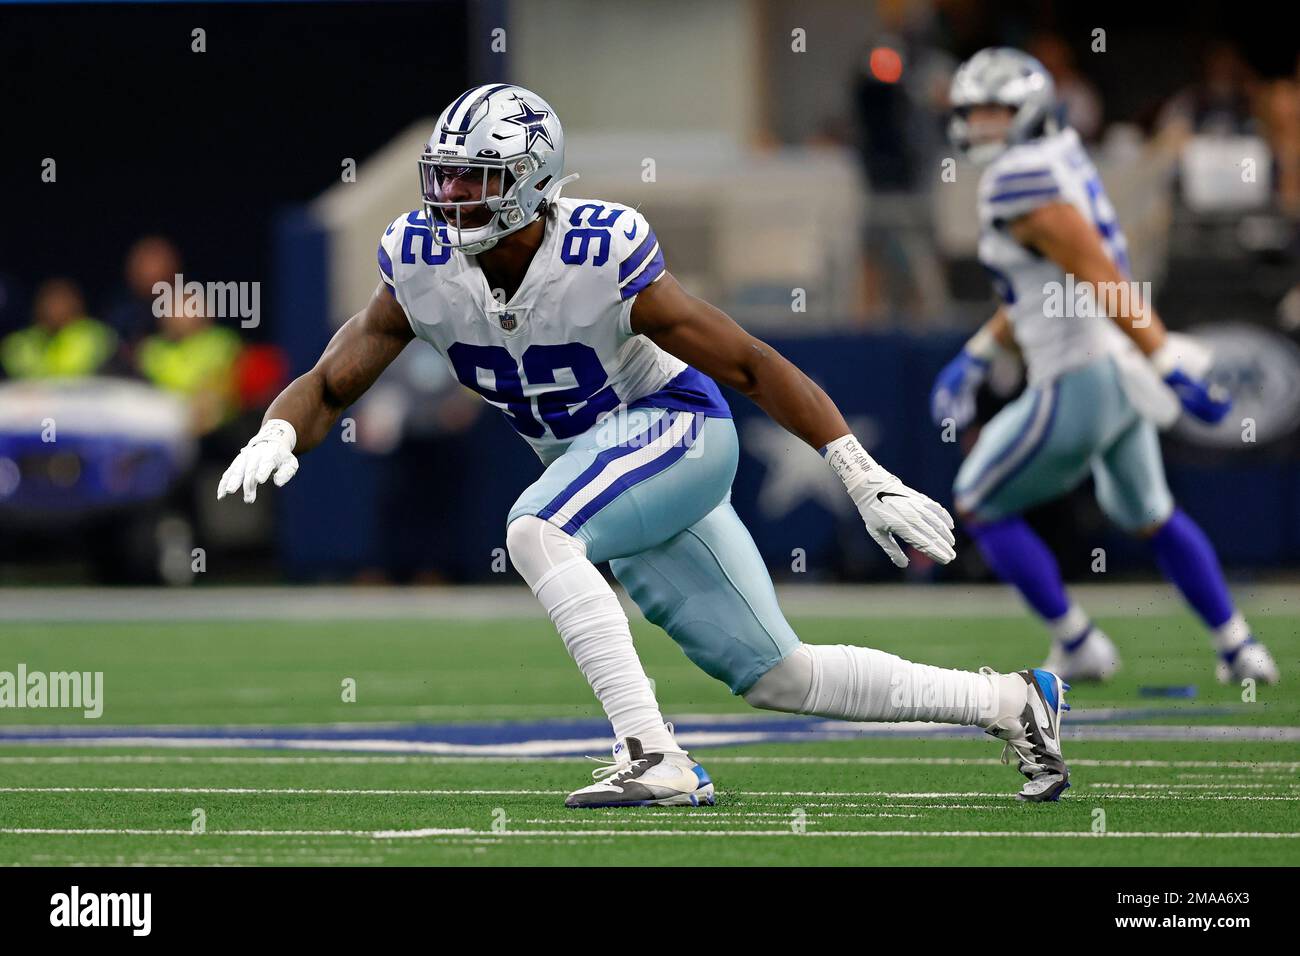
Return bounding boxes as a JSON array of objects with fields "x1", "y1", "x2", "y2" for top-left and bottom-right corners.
[{"x1": 1, "y1": 588, "x2": 1297, "y2": 866}]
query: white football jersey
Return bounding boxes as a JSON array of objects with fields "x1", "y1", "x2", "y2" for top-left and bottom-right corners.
[
  {"x1": 977, "y1": 128, "x2": 1134, "y2": 385},
  {"x1": 378, "y1": 197, "x2": 730, "y2": 464}
]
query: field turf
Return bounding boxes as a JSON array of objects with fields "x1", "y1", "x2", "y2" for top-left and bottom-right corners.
[{"x1": 1, "y1": 596, "x2": 1297, "y2": 866}]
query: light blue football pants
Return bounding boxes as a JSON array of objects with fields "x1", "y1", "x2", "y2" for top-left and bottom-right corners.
[
  {"x1": 954, "y1": 356, "x2": 1175, "y2": 531},
  {"x1": 508, "y1": 406, "x2": 800, "y2": 694}
]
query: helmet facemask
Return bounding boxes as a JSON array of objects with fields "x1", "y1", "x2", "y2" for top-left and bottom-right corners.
[
  {"x1": 947, "y1": 48, "x2": 1060, "y2": 165},
  {"x1": 948, "y1": 104, "x2": 1018, "y2": 166},
  {"x1": 419, "y1": 150, "x2": 552, "y2": 255},
  {"x1": 418, "y1": 85, "x2": 571, "y2": 255}
]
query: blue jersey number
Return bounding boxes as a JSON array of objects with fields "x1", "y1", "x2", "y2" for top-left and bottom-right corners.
[
  {"x1": 1082, "y1": 175, "x2": 1131, "y2": 277},
  {"x1": 447, "y1": 342, "x2": 620, "y2": 441},
  {"x1": 394, "y1": 211, "x2": 452, "y2": 266},
  {"x1": 560, "y1": 203, "x2": 625, "y2": 267}
]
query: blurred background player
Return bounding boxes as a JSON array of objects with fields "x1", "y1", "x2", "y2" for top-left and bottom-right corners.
[{"x1": 931, "y1": 48, "x2": 1280, "y2": 686}]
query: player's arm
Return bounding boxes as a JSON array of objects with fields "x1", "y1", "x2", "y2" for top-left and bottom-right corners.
[
  {"x1": 1010, "y1": 203, "x2": 1165, "y2": 354},
  {"x1": 217, "y1": 284, "x2": 414, "y2": 502},
  {"x1": 632, "y1": 273, "x2": 848, "y2": 448},
  {"x1": 1011, "y1": 203, "x2": 1230, "y2": 423},
  {"x1": 929, "y1": 307, "x2": 1017, "y2": 430},
  {"x1": 631, "y1": 272, "x2": 954, "y2": 566}
]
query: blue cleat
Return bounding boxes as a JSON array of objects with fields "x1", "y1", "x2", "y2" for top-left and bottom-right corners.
[{"x1": 981, "y1": 667, "x2": 1071, "y2": 802}]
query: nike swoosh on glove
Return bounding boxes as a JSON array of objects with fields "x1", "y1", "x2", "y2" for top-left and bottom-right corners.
[
  {"x1": 217, "y1": 419, "x2": 300, "y2": 503},
  {"x1": 822, "y1": 434, "x2": 956, "y2": 568},
  {"x1": 852, "y1": 472, "x2": 957, "y2": 567}
]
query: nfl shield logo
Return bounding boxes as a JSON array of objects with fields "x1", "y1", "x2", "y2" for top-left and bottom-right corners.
[{"x1": 499, "y1": 311, "x2": 517, "y2": 331}]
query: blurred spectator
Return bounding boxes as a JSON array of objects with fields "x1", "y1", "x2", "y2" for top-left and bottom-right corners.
[
  {"x1": 853, "y1": 0, "x2": 955, "y2": 324},
  {"x1": 1157, "y1": 42, "x2": 1258, "y2": 138},
  {"x1": 135, "y1": 303, "x2": 243, "y2": 435},
  {"x1": 1256, "y1": 53, "x2": 1300, "y2": 218},
  {"x1": 105, "y1": 236, "x2": 183, "y2": 349},
  {"x1": 0, "y1": 278, "x2": 118, "y2": 379},
  {"x1": 1028, "y1": 33, "x2": 1103, "y2": 142},
  {"x1": 1158, "y1": 43, "x2": 1300, "y2": 217}
]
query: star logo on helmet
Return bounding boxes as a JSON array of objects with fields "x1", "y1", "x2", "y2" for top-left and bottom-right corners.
[{"x1": 502, "y1": 95, "x2": 554, "y2": 152}]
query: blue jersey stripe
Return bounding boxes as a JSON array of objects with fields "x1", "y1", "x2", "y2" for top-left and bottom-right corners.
[
  {"x1": 618, "y1": 229, "x2": 658, "y2": 282},
  {"x1": 556, "y1": 428, "x2": 698, "y2": 535},
  {"x1": 993, "y1": 168, "x2": 1053, "y2": 184},
  {"x1": 536, "y1": 412, "x2": 682, "y2": 523},
  {"x1": 378, "y1": 242, "x2": 395, "y2": 285},
  {"x1": 620, "y1": 248, "x2": 665, "y2": 300},
  {"x1": 988, "y1": 186, "x2": 1059, "y2": 203}
]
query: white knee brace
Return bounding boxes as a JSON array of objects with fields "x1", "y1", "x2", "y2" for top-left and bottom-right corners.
[{"x1": 506, "y1": 514, "x2": 589, "y2": 594}]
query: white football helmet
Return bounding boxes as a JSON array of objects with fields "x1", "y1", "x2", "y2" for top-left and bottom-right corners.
[
  {"x1": 419, "y1": 83, "x2": 574, "y2": 255},
  {"x1": 948, "y1": 48, "x2": 1060, "y2": 165}
]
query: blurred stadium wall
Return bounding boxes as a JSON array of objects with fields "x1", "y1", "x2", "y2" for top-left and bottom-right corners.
[{"x1": 3, "y1": 0, "x2": 1298, "y2": 585}]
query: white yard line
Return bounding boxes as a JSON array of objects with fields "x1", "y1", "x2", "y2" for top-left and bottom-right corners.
[
  {"x1": 0, "y1": 786, "x2": 563, "y2": 796},
  {"x1": 521, "y1": 813, "x2": 926, "y2": 822},
  {"x1": 1089, "y1": 782, "x2": 1300, "y2": 790},
  {"x1": 730, "y1": 789, "x2": 1300, "y2": 799},
  {"x1": 1, "y1": 826, "x2": 1295, "y2": 840},
  {"x1": 1, "y1": 754, "x2": 1296, "y2": 770},
  {"x1": 3, "y1": 724, "x2": 1296, "y2": 752},
  {"x1": 3, "y1": 785, "x2": 1297, "y2": 801}
]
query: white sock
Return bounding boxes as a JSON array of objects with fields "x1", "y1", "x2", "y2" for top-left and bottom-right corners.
[
  {"x1": 1213, "y1": 612, "x2": 1251, "y2": 655},
  {"x1": 1048, "y1": 603, "x2": 1091, "y2": 646},
  {"x1": 794, "y1": 644, "x2": 1024, "y2": 726},
  {"x1": 507, "y1": 515, "x2": 682, "y2": 754}
]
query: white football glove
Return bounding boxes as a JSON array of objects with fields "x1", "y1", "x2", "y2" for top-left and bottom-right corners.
[
  {"x1": 823, "y1": 434, "x2": 956, "y2": 568},
  {"x1": 217, "y1": 419, "x2": 300, "y2": 503}
]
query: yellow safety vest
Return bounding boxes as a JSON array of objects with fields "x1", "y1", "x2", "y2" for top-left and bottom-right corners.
[{"x1": 0, "y1": 317, "x2": 117, "y2": 379}]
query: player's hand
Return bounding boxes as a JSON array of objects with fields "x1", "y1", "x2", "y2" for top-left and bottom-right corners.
[
  {"x1": 929, "y1": 350, "x2": 989, "y2": 430},
  {"x1": 850, "y1": 470, "x2": 957, "y2": 567},
  {"x1": 1151, "y1": 336, "x2": 1232, "y2": 425},
  {"x1": 824, "y1": 434, "x2": 958, "y2": 568},
  {"x1": 1163, "y1": 369, "x2": 1232, "y2": 424},
  {"x1": 217, "y1": 419, "x2": 299, "y2": 503}
]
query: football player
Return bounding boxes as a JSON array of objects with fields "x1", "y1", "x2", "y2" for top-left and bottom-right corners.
[
  {"x1": 220, "y1": 84, "x2": 1070, "y2": 806},
  {"x1": 933, "y1": 49, "x2": 1280, "y2": 685}
]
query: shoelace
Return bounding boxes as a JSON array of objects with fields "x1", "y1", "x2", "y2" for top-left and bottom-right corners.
[
  {"x1": 993, "y1": 726, "x2": 1046, "y2": 777},
  {"x1": 587, "y1": 753, "x2": 646, "y2": 783},
  {"x1": 585, "y1": 723, "x2": 681, "y2": 785},
  {"x1": 586, "y1": 722, "x2": 680, "y2": 783},
  {"x1": 979, "y1": 667, "x2": 1048, "y2": 778}
]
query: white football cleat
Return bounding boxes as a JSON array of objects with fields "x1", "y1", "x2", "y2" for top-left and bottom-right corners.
[
  {"x1": 1042, "y1": 626, "x2": 1120, "y2": 683},
  {"x1": 1216, "y1": 638, "x2": 1280, "y2": 686},
  {"x1": 565, "y1": 736, "x2": 715, "y2": 809},
  {"x1": 981, "y1": 668, "x2": 1071, "y2": 802}
]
